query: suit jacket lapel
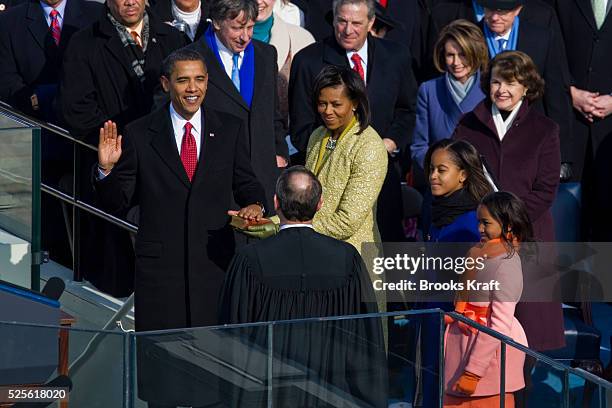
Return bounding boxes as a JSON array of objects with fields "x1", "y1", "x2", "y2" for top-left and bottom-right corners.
[
  {"x1": 60, "y1": 0, "x2": 83, "y2": 50},
  {"x1": 322, "y1": 37, "x2": 349, "y2": 67},
  {"x1": 574, "y1": 0, "x2": 597, "y2": 31},
  {"x1": 198, "y1": 40, "x2": 249, "y2": 110},
  {"x1": 366, "y1": 36, "x2": 375, "y2": 83},
  {"x1": 192, "y1": 108, "x2": 221, "y2": 186},
  {"x1": 100, "y1": 17, "x2": 139, "y2": 81},
  {"x1": 26, "y1": 1, "x2": 50, "y2": 51},
  {"x1": 250, "y1": 42, "x2": 265, "y2": 109},
  {"x1": 149, "y1": 108, "x2": 191, "y2": 188}
]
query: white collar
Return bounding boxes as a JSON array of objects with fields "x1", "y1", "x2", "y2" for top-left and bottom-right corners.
[
  {"x1": 494, "y1": 29, "x2": 512, "y2": 41},
  {"x1": 214, "y1": 32, "x2": 244, "y2": 59},
  {"x1": 346, "y1": 39, "x2": 368, "y2": 63},
  {"x1": 491, "y1": 99, "x2": 522, "y2": 141},
  {"x1": 169, "y1": 102, "x2": 201, "y2": 136},
  {"x1": 40, "y1": 0, "x2": 66, "y2": 21},
  {"x1": 279, "y1": 223, "x2": 314, "y2": 230}
]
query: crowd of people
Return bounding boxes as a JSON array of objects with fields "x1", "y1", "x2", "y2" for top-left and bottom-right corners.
[{"x1": 1, "y1": 0, "x2": 611, "y2": 406}]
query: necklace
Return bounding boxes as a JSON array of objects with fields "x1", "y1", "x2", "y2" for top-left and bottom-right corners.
[{"x1": 326, "y1": 136, "x2": 338, "y2": 151}]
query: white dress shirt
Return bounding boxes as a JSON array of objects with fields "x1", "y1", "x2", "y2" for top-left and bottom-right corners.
[
  {"x1": 346, "y1": 40, "x2": 369, "y2": 82},
  {"x1": 494, "y1": 30, "x2": 512, "y2": 50},
  {"x1": 40, "y1": 0, "x2": 66, "y2": 28},
  {"x1": 215, "y1": 33, "x2": 244, "y2": 79},
  {"x1": 170, "y1": 102, "x2": 202, "y2": 158},
  {"x1": 279, "y1": 223, "x2": 314, "y2": 231}
]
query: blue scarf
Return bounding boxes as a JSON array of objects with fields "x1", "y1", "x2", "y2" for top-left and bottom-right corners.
[
  {"x1": 484, "y1": 16, "x2": 520, "y2": 58},
  {"x1": 204, "y1": 25, "x2": 255, "y2": 107},
  {"x1": 472, "y1": 0, "x2": 485, "y2": 21}
]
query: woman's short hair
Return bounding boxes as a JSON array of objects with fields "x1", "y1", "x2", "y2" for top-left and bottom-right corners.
[
  {"x1": 424, "y1": 138, "x2": 493, "y2": 202},
  {"x1": 312, "y1": 65, "x2": 371, "y2": 134},
  {"x1": 433, "y1": 19, "x2": 488, "y2": 76},
  {"x1": 481, "y1": 51, "x2": 545, "y2": 102}
]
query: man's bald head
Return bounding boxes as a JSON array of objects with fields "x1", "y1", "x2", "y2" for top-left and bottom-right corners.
[{"x1": 275, "y1": 166, "x2": 322, "y2": 222}]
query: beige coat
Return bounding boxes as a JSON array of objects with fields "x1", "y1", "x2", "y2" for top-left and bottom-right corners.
[{"x1": 305, "y1": 123, "x2": 388, "y2": 254}]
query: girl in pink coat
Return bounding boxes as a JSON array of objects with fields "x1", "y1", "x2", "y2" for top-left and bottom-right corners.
[{"x1": 444, "y1": 192, "x2": 531, "y2": 408}]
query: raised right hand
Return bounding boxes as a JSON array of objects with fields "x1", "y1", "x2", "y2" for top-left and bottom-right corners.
[{"x1": 98, "y1": 120, "x2": 122, "y2": 175}]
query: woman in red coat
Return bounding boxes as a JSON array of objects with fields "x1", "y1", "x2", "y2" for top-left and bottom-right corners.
[{"x1": 452, "y1": 51, "x2": 564, "y2": 400}]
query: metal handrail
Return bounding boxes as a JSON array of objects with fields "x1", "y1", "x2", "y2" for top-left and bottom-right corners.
[
  {"x1": 0, "y1": 101, "x2": 97, "y2": 152},
  {"x1": 447, "y1": 311, "x2": 612, "y2": 389}
]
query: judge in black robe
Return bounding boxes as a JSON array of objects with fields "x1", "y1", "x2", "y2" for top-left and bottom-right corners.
[{"x1": 218, "y1": 166, "x2": 388, "y2": 408}]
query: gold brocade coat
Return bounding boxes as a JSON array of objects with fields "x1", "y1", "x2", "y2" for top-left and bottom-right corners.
[{"x1": 305, "y1": 123, "x2": 388, "y2": 254}]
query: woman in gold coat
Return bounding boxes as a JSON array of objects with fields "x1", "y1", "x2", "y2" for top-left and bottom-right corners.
[{"x1": 306, "y1": 65, "x2": 388, "y2": 254}]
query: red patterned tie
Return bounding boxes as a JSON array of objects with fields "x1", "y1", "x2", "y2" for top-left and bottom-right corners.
[
  {"x1": 350, "y1": 53, "x2": 365, "y2": 81},
  {"x1": 49, "y1": 9, "x2": 61, "y2": 46},
  {"x1": 180, "y1": 122, "x2": 197, "y2": 182}
]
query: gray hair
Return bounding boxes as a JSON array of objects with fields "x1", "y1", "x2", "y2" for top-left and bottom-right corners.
[
  {"x1": 209, "y1": 0, "x2": 259, "y2": 23},
  {"x1": 332, "y1": 0, "x2": 375, "y2": 21}
]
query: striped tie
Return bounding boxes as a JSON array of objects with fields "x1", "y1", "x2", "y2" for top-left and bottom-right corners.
[{"x1": 49, "y1": 9, "x2": 61, "y2": 46}]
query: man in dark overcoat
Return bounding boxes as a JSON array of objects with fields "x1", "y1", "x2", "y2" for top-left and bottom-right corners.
[
  {"x1": 58, "y1": 0, "x2": 187, "y2": 296},
  {"x1": 554, "y1": 0, "x2": 612, "y2": 240},
  {"x1": 95, "y1": 49, "x2": 266, "y2": 407},
  {"x1": 0, "y1": 0, "x2": 102, "y2": 117}
]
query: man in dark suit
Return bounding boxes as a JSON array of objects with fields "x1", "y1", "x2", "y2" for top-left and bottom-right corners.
[
  {"x1": 184, "y1": 0, "x2": 287, "y2": 214},
  {"x1": 58, "y1": 0, "x2": 187, "y2": 296},
  {"x1": 96, "y1": 48, "x2": 266, "y2": 407},
  {"x1": 151, "y1": 0, "x2": 209, "y2": 41},
  {"x1": 219, "y1": 165, "x2": 387, "y2": 407},
  {"x1": 554, "y1": 0, "x2": 612, "y2": 240},
  {"x1": 289, "y1": 0, "x2": 417, "y2": 242},
  {"x1": 0, "y1": 0, "x2": 102, "y2": 118}
]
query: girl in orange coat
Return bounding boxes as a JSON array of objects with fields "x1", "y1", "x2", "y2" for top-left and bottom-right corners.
[{"x1": 444, "y1": 191, "x2": 531, "y2": 408}]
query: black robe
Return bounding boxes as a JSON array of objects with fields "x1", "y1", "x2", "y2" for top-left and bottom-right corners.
[{"x1": 218, "y1": 227, "x2": 388, "y2": 407}]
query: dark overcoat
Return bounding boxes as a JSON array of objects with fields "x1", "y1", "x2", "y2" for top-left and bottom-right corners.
[
  {"x1": 185, "y1": 38, "x2": 287, "y2": 214},
  {"x1": 553, "y1": 0, "x2": 612, "y2": 239},
  {"x1": 0, "y1": 0, "x2": 102, "y2": 115},
  {"x1": 95, "y1": 105, "x2": 265, "y2": 405},
  {"x1": 453, "y1": 100, "x2": 565, "y2": 350},
  {"x1": 58, "y1": 11, "x2": 187, "y2": 296},
  {"x1": 95, "y1": 105, "x2": 266, "y2": 331}
]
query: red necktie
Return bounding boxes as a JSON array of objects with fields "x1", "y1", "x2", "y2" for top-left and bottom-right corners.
[
  {"x1": 180, "y1": 122, "x2": 197, "y2": 182},
  {"x1": 49, "y1": 9, "x2": 61, "y2": 46},
  {"x1": 351, "y1": 53, "x2": 365, "y2": 81}
]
